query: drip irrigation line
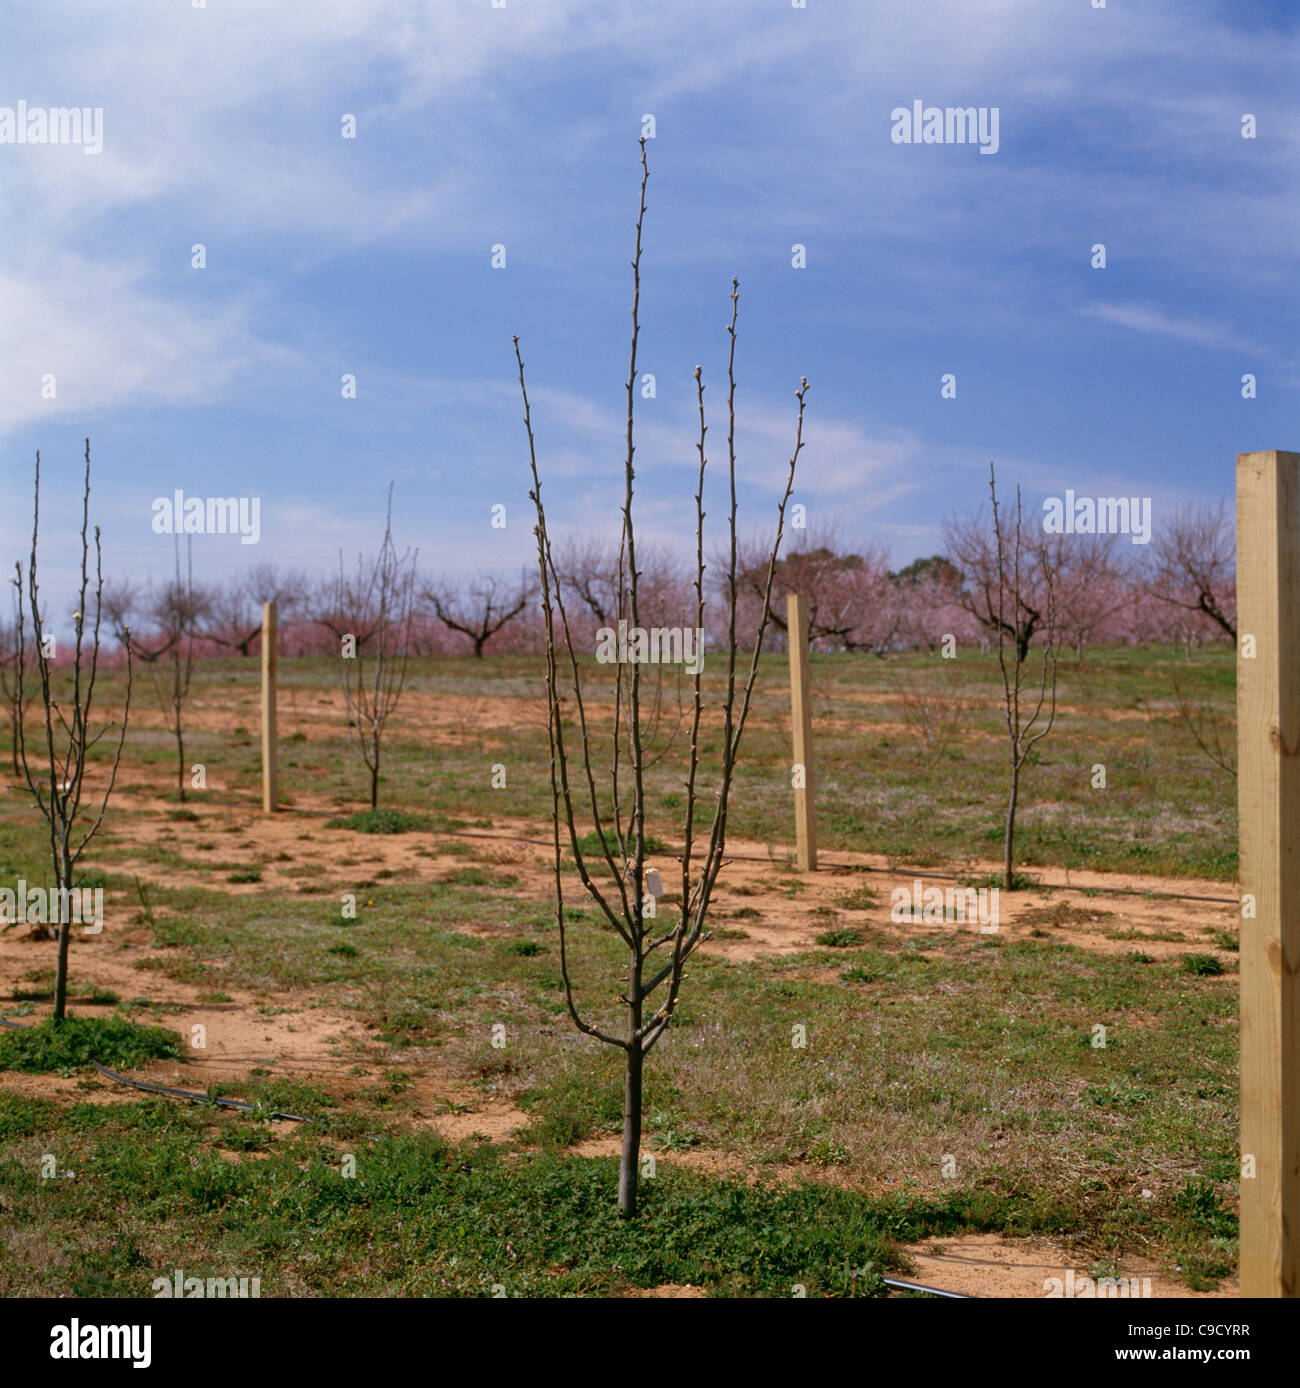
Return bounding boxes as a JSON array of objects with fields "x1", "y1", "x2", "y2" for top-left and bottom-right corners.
[
  {"x1": 89, "y1": 1062, "x2": 313, "y2": 1122},
  {"x1": 881, "y1": 1276, "x2": 970, "y2": 1299},
  {"x1": 0, "y1": 1017, "x2": 311, "y2": 1121}
]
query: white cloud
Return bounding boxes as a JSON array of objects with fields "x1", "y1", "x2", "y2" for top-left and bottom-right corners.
[
  {"x1": 1077, "y1": 303, "x2": 1256, "y2": 353},
  {"x1": 0, "y1": 251, "x2": 305, "y2": 435}
]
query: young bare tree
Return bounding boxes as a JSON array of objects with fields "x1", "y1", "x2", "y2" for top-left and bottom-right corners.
[
  {"x1": 142, "y1": 539, "x2": 207, "y2": 802},
  {"x1": 312, "y1": 562, "x2": 385, "y2": 654},
  {"x1": 946, "y1": 497, "x2": 1054, "y2": 663},
  {"x1": 12, "y1": 442, "x2": 132, "y2": 1021},
  {"x1": 422, "y1": 570, "x2": 536, "y2": 658},
  {"x1": 103, "y1": 580, "x2": 165, "y2": 663},
  {"x1": 551, "y1": 537, "x2": 621, "y2": 630},
  {"x1": 336, "y1": 487, "x2": 417, "y2": 808},
  {"x1": 897, "y1": 661, "x2": 970, "y2": 762},
  {"x1": 204, "y1": 564, "x2": 307, "y2": 658},
  {"x1": 1149, "y1": 500, "x2": 1237, "y2": 643},
  {"x1": 0, "y1": 592, "x2": 30, "y2": 776},
  {"x1": 1167, "y1": 668, "x2": 1236, "y2": 782},
  {"x1": 986, "y1": 465, "x2": 1058, "y2": 890},
  {"x1": 517, "y1": 141, "x2": 807, "y2": 1217}
]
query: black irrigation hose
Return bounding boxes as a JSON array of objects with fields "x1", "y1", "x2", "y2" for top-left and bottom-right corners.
[
  {"x1": 90, "y1": 1061, "x2": 313, "y2": 1122},
  {"x1": 0, "y1": 1017, "x2": 312, "y2": 1122}
]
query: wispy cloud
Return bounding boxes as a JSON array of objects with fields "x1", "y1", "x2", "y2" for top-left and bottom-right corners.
[
  {"x1": 1077, "y1": 303, "x2": 1256, "y2": 353},
  {"x1": 0, "y1": 251, "x2": 305, "y2": 435}
]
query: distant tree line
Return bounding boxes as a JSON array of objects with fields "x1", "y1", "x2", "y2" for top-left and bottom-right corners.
[{"x1": 1, "y1": 497, "x2": 1236, "y2": 680}]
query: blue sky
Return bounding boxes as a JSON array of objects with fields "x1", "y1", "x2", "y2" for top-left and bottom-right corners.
[{"x1": 1, "y1": 0, "x2": 1296, "y2": 600}]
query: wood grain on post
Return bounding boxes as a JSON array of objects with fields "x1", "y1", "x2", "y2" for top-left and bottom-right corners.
[
  {"x1": 261, "y1": 600, "x2": 278, "y2": 814},
  {"x1": 786, "y1": 593, "x2": 817, "y2": 872},
  {"x1": 1237, "y1": 450, "x2": 1300, "y2": 1297}
]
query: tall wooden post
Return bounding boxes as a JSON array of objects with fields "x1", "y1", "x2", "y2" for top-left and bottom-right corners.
[
  {"x1": 1237, "y1": 449, "x2": 1300, "y2": 1297},
  {"x1": 261, "y1": 600, "x2": 278, "y2": 814},
  {"x1": 786, "y1": 593, "x2": 816, "y2": 872}
]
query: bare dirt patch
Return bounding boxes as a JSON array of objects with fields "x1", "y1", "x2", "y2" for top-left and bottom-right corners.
[
  {"x1": 899, "y1": 1232, "x2": 1237, "y2": 1300},
  {"x1": 49, "y1": 772, "x2": 1239, "y2": 967},
  {"x1": 0, "y1": 913, "x2": 377, "y2": 1099},
  {"x1": 406, "y1": 1085, "x2": 529, "y2": 1144}
]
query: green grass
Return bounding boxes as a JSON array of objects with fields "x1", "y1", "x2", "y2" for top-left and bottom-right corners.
[
  {"x1": 0, "y1": 1093, "x2": 912, "y2": 1296},
  {"x1": 0, "y1": 1017, "x2": 184, "y2": 1076},
  {"x1": 325, "y1": 808, "x2": 430, "y2": 834},
  {"x1": 9, "y1": 976, "x2": 118, "y2": 1006},
  {"x1": 959, "y1": 871, "x2": 1039, "y2": 892},
  {"x1": 575, "y1": 829, "x2": 670, "y2": 859},
  {"x1": 814, "y1": 928, "x2": 865, "y2": 948},
  {"x1": 0, "y1": 1089, "x2": 1240, "y2": 1297}
]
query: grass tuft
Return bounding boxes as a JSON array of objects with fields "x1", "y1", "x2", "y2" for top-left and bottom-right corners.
[
  {"x1": 326, "y1": 808, "x2": 429, "y2": 834},
  {"x1": 0, "y1": 1016, "x2": 184, "y2": 1076}
]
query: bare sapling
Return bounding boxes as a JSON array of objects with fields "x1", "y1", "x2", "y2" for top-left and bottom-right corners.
[
  {"x1": 12, "y1": 441, "x2": 133, "y2": 1021},
  {"x1": 1167, "y1": 667, "x2": 1236, "y2": 781},
  {"x1": 516, "y1": 140, "x2": 808, "y2": 1216},
  {"x1": 143, "y1": 537, "x2": 204, "y2": 802},
  {"x1": 337, "y1": 485, "x2": 417, "y2": 809},
  {"x1": 988, "y1": 464, "x2": 1058, "y2": 890},
  {"x1": 0, "y1": 592, "x2": 30, "y2": 777},
  {"x1": 204, "y1": 565, "x2": 306, "y2": 658},
  {"x1": 947, "y1": 496, "x2": 1051, "y2": 664},
  {"x1": 897, "y1": 661, "x2": 969, "y2": 762}
]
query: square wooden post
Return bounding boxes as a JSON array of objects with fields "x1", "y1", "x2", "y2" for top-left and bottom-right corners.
[
  {"x1": 261, "y1": 600, "x2": 278, "y2": 814},
  {"x1": 1237, "y1": 449, "x2": 1300, "y2": 1297},
  {"x1": 786, "y1": 593, "x2": 816, "y2": 872}
]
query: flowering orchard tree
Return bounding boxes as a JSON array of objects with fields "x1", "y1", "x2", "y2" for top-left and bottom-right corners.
[{"x1": 1149, "y1": 500, "x2": 1237, "y2": 645}]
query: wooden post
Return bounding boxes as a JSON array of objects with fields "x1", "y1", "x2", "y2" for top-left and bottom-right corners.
[
  {"x1": 1237, "y1": 449, "x2": 1300, "y2": 1297},
  {"x1": 786, "y1": 593, "x2": 816, "y2": 872},
  {"x1": 261, "y1": 600, "x2": 278, "y2": 814}
]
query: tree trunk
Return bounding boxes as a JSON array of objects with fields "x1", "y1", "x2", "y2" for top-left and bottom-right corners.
[
  {"x1": 176, "y1": 724, "x2": 186, "y2": 802},
  {"x1": 618, "y1": 1032, "x2": 644, "y2": 1218},
  {"x1": 53, "y1": 839, "x2": 73, "y2": 1022},
  {"x1": 1003, "y1": 757, "x2": 1020, "y2": 891},
  {"x1": 370, "y1": 758, "x2": 379, "y2": 809}
]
